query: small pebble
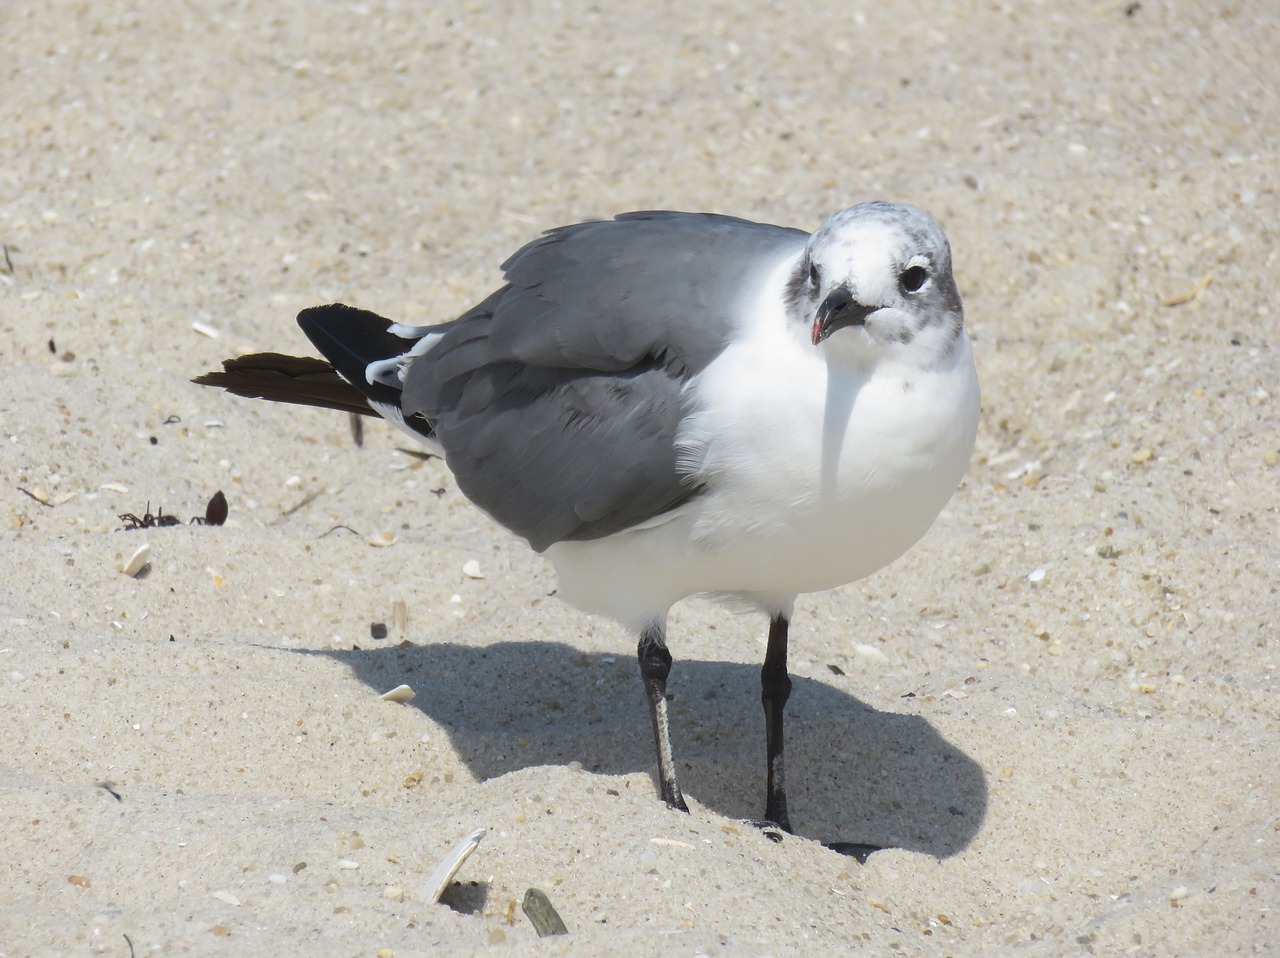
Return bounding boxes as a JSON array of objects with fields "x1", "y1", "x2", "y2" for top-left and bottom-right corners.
[
  {"x1": 383, "y1": 886, "x2": 405, "y2": 902},
  {"x1": 337, "y1": 859, "x2": 360, "y2": 870},
  {"x1": 1170, "y1": 885, "x2": 1190, "y2": 901},
  {"x1": 1028, "y1": 567, "x2": 1046, "y2": 584}
]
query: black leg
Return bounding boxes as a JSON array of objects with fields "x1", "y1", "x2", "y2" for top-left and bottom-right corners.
[
  {"x1": 637, "y1": 623, "x2": 688, "y2": 812},
  {"x1": 761, "y1": 612, "x2": 793, "y2": 832}
]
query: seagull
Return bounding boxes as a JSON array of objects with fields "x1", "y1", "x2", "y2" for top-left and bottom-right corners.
[{"x1": 196, "y1": 201, "x2": 980, "y2": 845}]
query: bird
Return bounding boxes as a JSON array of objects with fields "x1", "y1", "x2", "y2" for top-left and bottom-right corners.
[{"x1": 195, "y1": 201, "x2": 980, "y2": 847}]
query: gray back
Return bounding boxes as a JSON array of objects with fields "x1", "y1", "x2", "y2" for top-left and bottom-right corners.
[{"x1": 402, "y1": 211, "x2": 807, "y2": 551}]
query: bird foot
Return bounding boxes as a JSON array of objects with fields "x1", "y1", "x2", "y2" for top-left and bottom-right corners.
[
  {"x1": 660, "y1": 784, "x2": 690, "y2": 814},
  {"x1": 743, "y1": 819, "x2": 882, "y2": 862},
  {"x1": 742, "y1": 818, "x2": 791, "y2": 843},
  {"x1": 823, "y1": 841, "x2": 882, "y2": 864}
]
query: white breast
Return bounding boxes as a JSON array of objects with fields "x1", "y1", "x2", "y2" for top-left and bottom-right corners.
[
  {"x1": 680, "y1": 319, "x2": 978, "y2": 582},
  {"x1": 546, "y1": 305, "x2": 980, "y2": 631}
]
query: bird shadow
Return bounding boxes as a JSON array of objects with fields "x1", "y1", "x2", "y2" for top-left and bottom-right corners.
[{"x1": 303, "y1": 639, "x2": 986, "y2": 857}]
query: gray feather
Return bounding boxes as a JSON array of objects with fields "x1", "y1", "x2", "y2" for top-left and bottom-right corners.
[{"x1": 402, "y1": 211, "x2": 807, "y2": 551}]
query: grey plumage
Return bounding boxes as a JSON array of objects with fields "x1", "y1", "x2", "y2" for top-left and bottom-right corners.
[{"x1": 400, "y1": 211, "x2": 809, "y2": 551}]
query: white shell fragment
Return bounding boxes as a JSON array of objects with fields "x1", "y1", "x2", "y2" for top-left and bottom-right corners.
[
  {"x1": 380, "y1": 684, "x2": 415, "y2": 703},
  {"x1": 421, "y1": 826, "x2": 487, "y2": 904},
  {"x1": 462, "y1": 559, "x2": 484, "y2": 579},
  {"x1": 853, "y1": 643, "x2": 889, "y2": 665},
  {"x1": 367, "y1": 530, "x2": 397, "y2": 548},
  {"x1": 649, "y1": 837, "x2": 696, "y2": 849},
  {"x1": 121, "y1": 543, "x2": 151, "y2": 578}
]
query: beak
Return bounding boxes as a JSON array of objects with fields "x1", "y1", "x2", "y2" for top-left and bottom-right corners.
[{"x1": 811, "y1": 287, "x2": 876, "y2": 345}]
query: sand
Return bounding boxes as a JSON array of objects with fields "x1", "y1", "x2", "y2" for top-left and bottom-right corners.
[{"x1": 2, "y1": 0, "x2": 1277, "y2": 954}]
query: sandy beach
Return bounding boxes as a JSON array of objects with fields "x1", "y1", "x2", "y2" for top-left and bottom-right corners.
[{"x1": 2, "y1": 0, "x2": 1277, "y2": 954}]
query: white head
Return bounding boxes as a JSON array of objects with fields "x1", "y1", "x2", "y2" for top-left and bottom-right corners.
[{"x1": 787, "y1": 202, "x2": 965, "y2": 366}]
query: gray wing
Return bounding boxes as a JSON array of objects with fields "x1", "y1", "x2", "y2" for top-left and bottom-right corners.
[{"x1": 401, "y1": 211, "x2": 808, "y2": 552}]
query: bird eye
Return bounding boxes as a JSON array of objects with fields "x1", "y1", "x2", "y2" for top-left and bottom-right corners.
[
  {"x1": 900, "y1": 265, "x2": 928, "y2": 293},
  {"x1": 808, "y1": 262, "x2": 820, "y2": 287}
]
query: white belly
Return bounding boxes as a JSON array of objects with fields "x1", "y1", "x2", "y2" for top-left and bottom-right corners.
[{"x1": 546, "y1": 329, "x2": 980, "y2": 631}]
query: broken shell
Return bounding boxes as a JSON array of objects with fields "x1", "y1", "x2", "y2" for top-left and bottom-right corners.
[
  {"x1": 462, "y1": 559, "x2": 484, "y2": 579},
  {"x1": 367, "y1": 530, "x2": 397, "y2": 548},
  {"x1": 421, "y1": 827, "x2": 486, "y2": 904},
  {"x1": 121, "y1": 543, "x2": 151, "y2": 578},
  {"x1": 380, "y1": 684, "x2": 415, "y2": 703},
  {"x1": 649, "y1": 837, "x2": 696, "y2": 849},
  {"x1": 522, "y1": 888, "x2": 569, "y2": 937},
  {"x1": 853, "y1": 643, "x2": 889, "y2": 665}
]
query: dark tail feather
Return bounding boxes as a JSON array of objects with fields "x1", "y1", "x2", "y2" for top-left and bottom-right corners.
[
  {"x1": 193, "y1": 352, "x2": 379, "y2": 418},
  {"x1": 297, "y1": 303, "x2": 410, "y2": 410}
]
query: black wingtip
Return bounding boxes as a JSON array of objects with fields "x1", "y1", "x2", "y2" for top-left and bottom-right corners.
[{"x1": 296, "y1": 303, "x2": 409, "y2": 409}]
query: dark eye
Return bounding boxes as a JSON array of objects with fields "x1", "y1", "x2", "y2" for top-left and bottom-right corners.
[
  {"x1": 900, "y1": 265, "x2": 928, "y2": 293},
  {"x1": 808, "y1": 262, "x2": 820, "y2": 287}
]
